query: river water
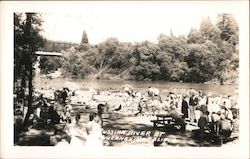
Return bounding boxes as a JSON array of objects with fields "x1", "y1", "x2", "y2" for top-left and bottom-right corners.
[{"x1": 34, "y1": 77, "x2": 238, "y2": 96}]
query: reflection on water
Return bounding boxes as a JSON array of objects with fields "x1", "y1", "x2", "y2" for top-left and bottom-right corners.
[{"x1": 34, "y1": 77, "x2": 238, "y2": 96}]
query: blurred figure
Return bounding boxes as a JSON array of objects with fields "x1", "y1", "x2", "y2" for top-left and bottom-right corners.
[
  {"x1": 211, "y1": 111, "x2": 221, "y2": 134},
  {"x1": 61, "y1": 87, "x2": 68, "y2": 104},
  {"x1": 169, "y1": 106, "x2": 186, "y2": 131},
  {"x1": 86, "y1": 113, "x2": 103, "y2": 147},
  {"x1": 219, "y1": 114, "x2": 233, "y2": 141},
  {"x1": 63, "y1": 118, "x2": 85, "y2": 146},
  {"x1": 181, "y1": 96, "x2": 189, "y2": 119},
  {"x1": 61, "y1": 102, "x2": 72, "y2": 123},
  {"x1": 97, "y1": 103, "x2": 105, "y2": 126},
  {"x1": 36, "y1": 106, "x2": 41, "y2": 119},
  {"x1": 189, "y1": 93, "x2": 198, "y2": 122},
  {"x1": 47, "y1": 104, "x2": 60, "y2": 125},
  {"x1": 198, "y1": 111, "x2": 210, "y2": 136},
  {"x1": 75, "y1": 112, "x2": 81, "y2": 124},
  {"x1": 65, "y1": 109, "x2": 71, "y2": 123}
]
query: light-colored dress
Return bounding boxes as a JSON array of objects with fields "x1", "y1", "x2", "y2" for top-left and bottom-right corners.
[
  {"x1": 64, "y1": 123, "x2": 86, "y2": 146},
  {"x1": 85, "y1": 121, "x2": 103, "y2": 147}
]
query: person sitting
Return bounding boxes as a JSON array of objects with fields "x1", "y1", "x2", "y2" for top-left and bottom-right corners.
[
  {"x1": 49, "y1": 107, "x2": 60, "y2": 125},
  {"x1": 169, "y1": 106, "x2": 186, "y2": 131},
  {"x1": 198, "y1": 111, "x2": 210, "y2": 136},
  {"x1": 53, "y1": 112, "x2": 61, "y2": 124},
  {"x1": 219, "y1": 114, "x2": 233, "y2": 141}
]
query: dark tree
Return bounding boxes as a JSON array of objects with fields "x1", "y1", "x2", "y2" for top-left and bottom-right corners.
[
  {"x1": 216, "y1": 13, "x2": 239, "y2": 45},
  {"x1": 14, "y1": 13, "x2": 45, "y2": 127},
  {"x1": 81, "y1": 30, "x2": 89, "y2": 44}
]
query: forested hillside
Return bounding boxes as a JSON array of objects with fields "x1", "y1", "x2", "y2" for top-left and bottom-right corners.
[{"x1": 40, "y1": 14, "x2": 239, "y2": 84}]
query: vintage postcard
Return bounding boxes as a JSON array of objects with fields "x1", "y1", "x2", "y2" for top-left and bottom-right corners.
[{"x1": 1, "y1": 1, "x2": 249, "y2": 159}]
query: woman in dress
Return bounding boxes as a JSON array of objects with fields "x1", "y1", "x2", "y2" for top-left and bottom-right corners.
[
  {"x1": 85, "y1": 113, "x2": 103, "y2": 147},
  {"x1": 63, "y1": 114, "x2": 85, "y2": 146}
]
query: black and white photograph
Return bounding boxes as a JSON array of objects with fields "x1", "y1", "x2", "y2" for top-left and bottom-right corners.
[{"x1": 1, "y1": 1, "x2": 249, "y2": 159}]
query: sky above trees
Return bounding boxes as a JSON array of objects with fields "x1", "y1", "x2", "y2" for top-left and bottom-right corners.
[{"x1": 39, "y1": 1, "x2": 242, "y2": 44}]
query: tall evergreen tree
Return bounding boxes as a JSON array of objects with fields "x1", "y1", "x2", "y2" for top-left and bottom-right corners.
[
  {"x1": 216, "y1": 13, "x2": 239, "y2": 45},
  {"x1": 81, "y1": 30, "x2": 89, "y2": 44}
]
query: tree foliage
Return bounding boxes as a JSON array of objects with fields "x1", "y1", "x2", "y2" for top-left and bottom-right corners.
[
  {"x1": 14, "y1": 13, "x2": 45, "y2": 126},
  {"x1": 216, "y1": 13, "x2": 239, "y2": 45},
  {"x1": 40, "y1": 14, "x2": 239, "y2": 83},
  {"x1": 14, "y1": 13, "x2": 45, "y2": 84}
]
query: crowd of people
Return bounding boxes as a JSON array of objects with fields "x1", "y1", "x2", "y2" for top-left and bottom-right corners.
[
  {"x1": 121, "y1": 85, "x2": 239, "y2": 140},
  {"x1": 14, "y1": 82, "x2": 239, "y2": 146},
  {"x1": 34, "y1": 88, "x2": 105, "y2": 147}
]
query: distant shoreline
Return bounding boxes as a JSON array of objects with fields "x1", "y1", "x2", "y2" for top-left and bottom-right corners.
[{"x1": 33, "y1": 76, "x2": 238, "y2": 97}]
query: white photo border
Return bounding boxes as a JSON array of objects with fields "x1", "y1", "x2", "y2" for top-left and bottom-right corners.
[{"x1": 0, "y1": 1, "x2": 249, "y2": 159}]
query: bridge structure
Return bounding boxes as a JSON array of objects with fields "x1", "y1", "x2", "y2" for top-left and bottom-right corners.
[
  {"x1": 35, "y1": 51, "x2": 62, "y2": 56},
  {"x1": 34, "y1": 51, "x2": 62, "y2": 77},
  {"x1": 15, "y1": 51, "x2": 63, "y2": 121}
]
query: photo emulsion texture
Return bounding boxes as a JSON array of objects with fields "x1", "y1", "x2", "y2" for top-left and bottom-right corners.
[{"x1": 13, "y1": 12, "x2": 239, "y2": 147}]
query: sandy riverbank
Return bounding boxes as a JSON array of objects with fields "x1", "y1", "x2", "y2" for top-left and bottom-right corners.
[{"x1": 16, "y1": 77, "x2": 238, "y2": 147}]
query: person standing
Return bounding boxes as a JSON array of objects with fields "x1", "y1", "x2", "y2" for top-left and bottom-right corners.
[
  {"x1": 75, "y1": 112, "x2": 81, "y2": 124},
  {"x1": 36, "y1": 106, "x2": 41, "y2": 119},
  {"x1": 61, "y1": 88, "x2": 68, "y2": 104},
  {"x1": 189, "y1": 94, "x2": 198, "y2": 122},
  {"x1": 85, "y1": 113, "x2": 103, "y2": 147},
  {"x1": 63, "y1": 118, "x2": 85, "y2": 146},
  {"x1": 65, "y1": 109, "x2": 71, "y2": 123},
  {"x1": 211, "y1": 112, "x2": 221, "y2": 134},
  {"x1": 181, "y1": 96, "x2": 189, "y2": 119},
  {"x1": 97, "y1": 103, "x2": 105, "y2": 126}
]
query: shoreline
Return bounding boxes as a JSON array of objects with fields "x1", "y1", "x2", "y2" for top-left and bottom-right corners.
[{"x1": 33, "y1": 76, "x2": 238, "y2": 97}]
